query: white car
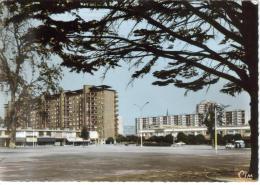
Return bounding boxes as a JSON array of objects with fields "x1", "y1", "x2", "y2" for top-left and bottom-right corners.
[
  {"x1": 173, "y1": 142, "x2": 186, "y2": 147},
  {"x1": 234, "y1": 140, "x2": 245, "y2": 148},
  {"x1": 225, "y1": 143, "x2": 235, "y2": 149}
]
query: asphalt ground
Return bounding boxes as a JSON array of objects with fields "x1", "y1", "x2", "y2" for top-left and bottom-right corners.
[{"x1": 0, "y1": 145, "x2": 251, "y2": 181}]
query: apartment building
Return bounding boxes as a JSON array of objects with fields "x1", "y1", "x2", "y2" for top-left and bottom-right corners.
[
  {"x1": 196, "y1": 100, "x2": 216, "y2": 114},
  {"x1": 4, "y1": 85, "x2": 118, "y2": 141},
  {"x1": 136, "y1": 100, "x2": 249, "y2": 138},
  {"x1": 224, "y1": 110, "x2": 245, "y2": 126}
]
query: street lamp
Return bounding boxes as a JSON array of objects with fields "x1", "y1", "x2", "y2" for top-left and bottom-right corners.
[{"x1": 134, "y1": 101, "x2": 149, "y2": 147}]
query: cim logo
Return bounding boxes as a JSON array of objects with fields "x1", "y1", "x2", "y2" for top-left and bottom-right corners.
[{"x1": 238, "y1": 170, "x2": 253, "y2": 179}]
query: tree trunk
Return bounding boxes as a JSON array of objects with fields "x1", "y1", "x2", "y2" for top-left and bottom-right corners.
[
  {"x1": 248, "y1": 91, "x2": 258, "y2": 180},
  {"x1": 242, "y1": 1, "x2": 258, "y2": 180},
  {"x1": 9, "y1": 104, "x2": 17, "y2": 148},
  {"x1": 7, "y1": 89, "x2": 17, "y2": 148}
]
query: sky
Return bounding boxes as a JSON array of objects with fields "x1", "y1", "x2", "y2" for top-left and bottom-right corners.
[
  {"x1": 60, "y1": 63, "x2": 251, "y2": 126},
  {"x1": 0, "y1": 50, "x2": 251, "y2": 127},
  {"x1": 0, "y1": 6, "x2": 251, "y2": 126}
]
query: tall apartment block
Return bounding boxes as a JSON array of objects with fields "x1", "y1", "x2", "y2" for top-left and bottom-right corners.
[
  {"x1": 136, "y1": 114, "x2": 204, "y2": 131},
  {"x1": 196, "y1": 100, "x2": 216, "y2": 114},
  {"x1": 223, "y1": 110, "x2": 245, "y2": 126},
  {"x1": 5, "y1": 85, "x2": 118, "y2": 140}
]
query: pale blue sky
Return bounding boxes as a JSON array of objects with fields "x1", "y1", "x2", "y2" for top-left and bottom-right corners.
[
  {"x1": 55, "y1": 55, "x2": 251, "y2": 126},
  {"x1": 0, "y1": 56, "x2": 251, "y2": 125}
]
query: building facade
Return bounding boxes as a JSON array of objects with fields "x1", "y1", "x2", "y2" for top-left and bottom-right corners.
[
  {"x1": 4, "y1": 85, "x2": 118, "y2": 141},
  {"x1": 136, "y1": 100, "x2": 249, "y2": 138},
  {"x1": 196, "y1": 100, "x2": 216, "y2": 114}
]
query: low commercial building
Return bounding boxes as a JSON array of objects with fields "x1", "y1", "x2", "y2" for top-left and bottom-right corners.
[
  {"x1": 139, "y1": 125, "x2": 250, "y2": 139},
  {"x1": 0, "y1": 127, "x2": 100, "y2": 147}
]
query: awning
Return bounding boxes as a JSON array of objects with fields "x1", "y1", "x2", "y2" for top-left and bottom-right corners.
[
  {"x1": 66, "y1": 137, "x2": 87, "y2": 142},
  {"x1": 16, "y1": 138, "x2": 26, "y2": 142},
  {"x1": 38, "y1": 137, "x2": 56, "y2": 142}
]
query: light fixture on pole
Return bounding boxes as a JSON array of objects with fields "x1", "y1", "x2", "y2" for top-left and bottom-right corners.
[{"x1": 134, "y1": 101, "x2": 150, "y2": 147}]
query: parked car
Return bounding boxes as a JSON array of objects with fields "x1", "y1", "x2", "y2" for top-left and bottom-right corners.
[
  {"x1": 226, "y1": 140, "x2": 245, "y2": 149},
  {"x1": 173, "y1": 142, "x2": 186, "y2": 147},
  {"x1": 234, "y1": 140, "x2": 245, "y2": 148},
  {"x1": 225, "y1": 143, "x2": 235, "y2": 149}
]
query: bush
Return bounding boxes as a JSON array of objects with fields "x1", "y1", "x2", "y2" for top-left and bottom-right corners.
[
  {"x1": 176, "y1": 132, "x2": 188, "y2": 144},
  {"x1": 187, "y1": 135, "x2": 197, "y2": 144},
  {"x1": 80, "y1": 126, "x2": 89, "y2": 140},
  {"x1": 217, "y1": 134, "x2": 224, "y2": 145},
  {"x1": 233, "y1": 134, "x2": 242, "y2": 140},
  {"x1": 105, "y1": 137, "x2": 114, "y2": 144},
  {"x1": 143, "y1": 142, "x2": 172, "y2": 147},
  {"x1": 125, "y1": 135, "x2": 138, "y2": 143},
  {"x1": 164, "y1": 134, "x2": 174, "y2": 144},
  {"x1": 195, "y1": 134, "x2": 206, "y2": 144},
  {"x1": 146, "y1": 136, "x2": 165, "y2": 143},
  {"x1": 116, "y1": 134, "x2": 126, "y2": 143},
  {"x1": 223, "y1": 134, "x2": 234, "y2": 144}
]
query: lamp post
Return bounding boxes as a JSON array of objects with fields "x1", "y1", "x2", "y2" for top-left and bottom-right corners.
[
  {"x1": 214, "y1": 106, "x2": 217, "y2": 152},
  {"x1": 134, "y1": 101, "x2": 149, "y2": 147}
]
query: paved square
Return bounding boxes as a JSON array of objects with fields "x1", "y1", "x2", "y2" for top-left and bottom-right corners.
[{"x1": 0, "y1": 145, "x2": 250, "y2": 181}]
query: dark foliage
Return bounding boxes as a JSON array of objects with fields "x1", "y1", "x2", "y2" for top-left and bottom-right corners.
[
  {"x1": 176, "y1": 132, "x2": 188, "y2": 144},
  {"x1": 2, "y1": 1, "x2": 257, "y2": 96},
  {"x1": 164, "y1": 134, "x2": 174, "y2": 144},
  {"x1": 143, "y1": 142, "x2": 171, "y2": 147},
  {"x1": 80, "y1": 126, "x2": 89, "y2": 140},
  {"x1": 116, "y1": 134, "x2": 126, "y2": 143},
  {"x1": 105, "y1": 137, "x2": 114, "y2": 144},
  {"x1": 176, "y1": 133, "x2": 206, "y2": 145}
]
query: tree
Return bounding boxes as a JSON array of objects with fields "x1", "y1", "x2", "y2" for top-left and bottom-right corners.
[
  {"x1": 195, "y1": 134, "x2": 206, "y2": 145},
  {"x1": 0, "y1": 116, "x2": 4, "y2": 125},
  {"x1": 80, "y1": 126, "x2": 90, "y2": 140},
  {"x1": 187, "y1": 134, "x2": 197, "y2": 145},
  {"x1": 125, "y1": 135, "x2": 138, "y2": 143},
  {"x1": 217, "y1": 134, "x2": 224, "y2": 145},
  {"x1": 164, "y1": 134, "x2": 174, "y2": 144},
  {"x1": 0, "y1": 4, "x2": 62, "y2": 148},
  {"x1": 116, "y1": 134, "x2": 126, "y2": 143},
  {"x1": 106, "y1": 137, "x2": 114, "y2": 144},
  {"x1": 176, "y1": 132, "x2": 188, "y2": 144},
  {"x1": 233, "y1": 134, "x2": 242, "y2": 141},
  {"x1": 203, "y1": 111, "x2": 215, "y2": 146},
  {"x1": 202, "y1": 103, "x2": 225, "y2": 146},
  {"x1": 223, "y1": 134, "x2": 235, "y2": 144},
  {"x1": 3, "y1": 0, "x2": 258, "y2": 179}
]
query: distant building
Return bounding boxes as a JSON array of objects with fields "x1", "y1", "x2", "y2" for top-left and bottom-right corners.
[
  {"x1": 117, "y1": 116, "x2": 124, "y2": 135},
  {"x1": 4, "y1": 85, "x2": 119, "y2": 141},
  {"x1": 224, "y1": 110, "x2": 245, "y2": 126},
  {"x1": 196, "y1": 100, "x2": 216, "y2": 114},
  {"x1": 136, "y1": 100, "x2": 249, "y2": 138}
]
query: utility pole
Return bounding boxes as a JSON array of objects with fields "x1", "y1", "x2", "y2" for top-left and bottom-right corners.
[
  {"x1": 214, "y1": 106, "x2": 217, "y2": 152},
  {"x1": 134, "y1": 101, "x2": 149, "y2": 147}
]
